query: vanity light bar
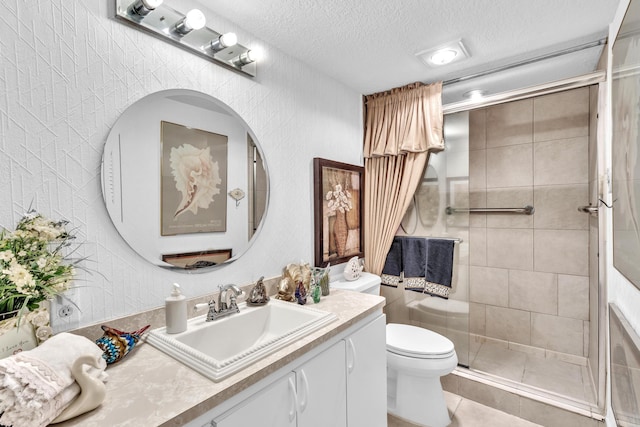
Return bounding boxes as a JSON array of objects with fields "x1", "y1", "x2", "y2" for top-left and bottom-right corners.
[{"x1": 111, "y1": 0, "x2": 258, "y2": 77}]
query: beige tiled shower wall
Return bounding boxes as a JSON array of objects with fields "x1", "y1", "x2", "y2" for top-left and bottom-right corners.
[{"x1": 469, "y1": 87, "x2": 591, "y2": 358}]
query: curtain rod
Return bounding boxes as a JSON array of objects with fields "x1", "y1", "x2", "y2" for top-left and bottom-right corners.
[{"x1": 442, "y1": 38, "x2": 607, "y2": 87}]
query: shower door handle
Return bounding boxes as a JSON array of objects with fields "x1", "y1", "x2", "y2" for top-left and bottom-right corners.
[{"x1": 578, "y1": 205, "x2": 598, "y2": 215}]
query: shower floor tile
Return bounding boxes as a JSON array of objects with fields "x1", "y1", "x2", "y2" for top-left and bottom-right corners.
[
  {"x1": 387, "y1": 391, "x2": 544, "y2": 427},
  {"x1": 471, "y1": 341, "x2": 526, "y2": 382},
  {"x1": 470, "y1": 341, "x2": 596, "y2": 405}
]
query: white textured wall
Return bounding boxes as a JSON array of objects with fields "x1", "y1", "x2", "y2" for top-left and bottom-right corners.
[{"x1": 0, "y1": 1, "x2": 363, "y2": 330}]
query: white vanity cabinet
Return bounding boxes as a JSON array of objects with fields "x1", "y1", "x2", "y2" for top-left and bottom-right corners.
[
  {"x1": 197, "y1": 312, "x2": 386, "y2": 427},
  {"x1": 344, "y1": 314, "x2": 387, "y2": 427},
  {"x1": 213, "y1": 341, "x2": 347, "y2": 427}
]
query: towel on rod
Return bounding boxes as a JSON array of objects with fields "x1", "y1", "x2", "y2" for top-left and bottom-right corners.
[
  {"x1": 403, "y1": 238, "x2": 455, "y2": 299},
  {"x1": 0, "y1": 332, "x2": 108, "y2": 427},
  {"x1": 381, "y1": 236, "x2": 403, "y2": 286}
]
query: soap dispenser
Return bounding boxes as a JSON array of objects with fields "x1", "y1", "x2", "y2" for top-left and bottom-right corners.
[{"x1": 165, "y1": 283, "x2": 187, "y2": 334}]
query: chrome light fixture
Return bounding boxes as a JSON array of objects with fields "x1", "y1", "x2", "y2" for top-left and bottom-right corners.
[
  {"x1": 127, "y1": 0, "x2": 163, "y2": 18},
  {"x1": 210, "y1": 32, "x2": 238, "y2": 52},
  {"x1": 111, "y1": 0, "x2": 259, "y2": 77},
  {"x1": 173, "y1": 9, "x2": 206, "y2": 36}
]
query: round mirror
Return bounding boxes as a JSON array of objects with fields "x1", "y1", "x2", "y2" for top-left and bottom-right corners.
[{"x1": 101, "y1": 89, "x2": 268, "y2": 272}]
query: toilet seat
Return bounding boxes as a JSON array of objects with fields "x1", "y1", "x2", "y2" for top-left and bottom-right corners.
[{"x1": 387, "y1": 323, "x2": 455, "y2": 359}]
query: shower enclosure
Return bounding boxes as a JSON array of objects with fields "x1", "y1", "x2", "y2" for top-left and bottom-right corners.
[{"x1": 382, "y1": 74, "x2": 606, "y2": 415}]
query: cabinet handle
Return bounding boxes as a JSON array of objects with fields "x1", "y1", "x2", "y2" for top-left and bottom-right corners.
[
  {"x1": 347, "y1": 338, "x2": 357, "y2": 374},
  {"x1": 298, "y1": 370, "x2": 310, "y2": 413},
  {"x1": 288, "y1": 377, "x2": 297, "y2": 422}
]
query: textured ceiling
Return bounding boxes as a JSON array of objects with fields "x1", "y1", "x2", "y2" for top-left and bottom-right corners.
[{"x1": 200, "y1": 0, "x2": 620, "y2": 102}]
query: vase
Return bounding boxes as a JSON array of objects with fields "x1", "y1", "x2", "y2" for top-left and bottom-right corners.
[
  {"x1": 333, "y1": 210, "x2": 348, "y2": 257},
  {"x1": 0, "y1": 311, "x2": 38, "y2": 359},
  {"x1": 0, "y1": 304, "x2": 51, "y2": 359}
]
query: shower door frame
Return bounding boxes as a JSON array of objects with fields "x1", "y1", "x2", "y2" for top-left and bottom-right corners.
[{"x1": 442, "y1": 71, "x2": 607, "y2": 413}]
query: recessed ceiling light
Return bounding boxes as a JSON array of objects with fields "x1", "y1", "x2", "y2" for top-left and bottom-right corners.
[
  {"x1": 463, "y1": 89, "x2": 486, "y2": 100},
  {"x1": 415, "y1": 39, "x2": 470, "y2": 68},
  {"x1": 430, "y1": 49, "x2": 458, "y2": 65}
]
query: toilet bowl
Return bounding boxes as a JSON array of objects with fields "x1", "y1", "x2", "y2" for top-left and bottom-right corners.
[
  {"x1": 331, "y1": 273, "x2": 458, "y2": 427},
  {"x1": 387, "y1": 323, "x2": 457, "y2": 427}
]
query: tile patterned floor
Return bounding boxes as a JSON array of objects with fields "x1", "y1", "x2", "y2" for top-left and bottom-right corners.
[{"x1": 388, "y1": 391, "x2": 544, "y2": 427}]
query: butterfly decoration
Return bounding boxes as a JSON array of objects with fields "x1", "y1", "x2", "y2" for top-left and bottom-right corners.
[{"x1": 95, "y1": 324, "x2": 150, "y2": 365}]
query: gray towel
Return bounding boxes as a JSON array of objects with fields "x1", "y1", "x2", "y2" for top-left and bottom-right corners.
[
  {"x1": 382, "y1": 237, "x2": 403, "y2": 276},
  {"x1": 400, "y1": 237, "x2": 428, "y2": 278},
  {"x1": 425, "y1": 239, "x2": 454, "y2": 288},
  {"x1": 381, "y1": 237, "x2": 403, "y2": 286}
]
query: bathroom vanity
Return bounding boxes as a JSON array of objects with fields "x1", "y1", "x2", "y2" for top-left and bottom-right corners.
[{"x1": 55, "y1": 290, "x2": 386, "y2": 427}]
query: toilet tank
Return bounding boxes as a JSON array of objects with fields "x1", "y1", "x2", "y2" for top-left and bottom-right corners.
[{"x1": 330, "y1": 272, "x2": 381, "y2": 295}]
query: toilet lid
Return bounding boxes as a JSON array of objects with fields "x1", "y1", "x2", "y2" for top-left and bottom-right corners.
[{"x1": 386, "y1": 323, "x2": 455, "y2": 359}]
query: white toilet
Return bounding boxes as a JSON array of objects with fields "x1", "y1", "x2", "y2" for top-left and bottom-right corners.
[{"x1": 331, "y1": 272, "x2": 458, "y2": 427}]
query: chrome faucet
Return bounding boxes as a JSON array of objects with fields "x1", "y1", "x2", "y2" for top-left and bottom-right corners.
[
  {"x1": 195, "y1": 284, "x2": 244, "y2": 322},
  {"x1": 218, "y1": 284, "x2": 243, "y2": 313}
]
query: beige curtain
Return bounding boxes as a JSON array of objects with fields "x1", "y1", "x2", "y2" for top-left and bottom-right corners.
[{"x1": 363, "y1": 82, "x2": 444, "y2": 275}]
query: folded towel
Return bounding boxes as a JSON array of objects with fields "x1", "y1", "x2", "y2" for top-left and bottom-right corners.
[
  {"x1": 0, "y1": 332, "x2": 108, "y2": 427},
  {"x1": 381, "y1": 237, "x2": 403, "y2": 286}
]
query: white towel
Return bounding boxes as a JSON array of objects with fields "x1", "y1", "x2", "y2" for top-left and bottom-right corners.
[{"x1": 0, "y1": 332, "x2": 108, "y2": 427}]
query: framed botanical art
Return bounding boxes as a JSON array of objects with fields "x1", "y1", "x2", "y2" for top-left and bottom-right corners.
[
  {"x1": 160, "y1": 121, "x2": 227, "y2": 236},
  {"x1": 612, "y1": 0, "x2": 640, "y2": 290},
  {"x1": 313, "y1": 158, "x2": 364, "y2": 267}
]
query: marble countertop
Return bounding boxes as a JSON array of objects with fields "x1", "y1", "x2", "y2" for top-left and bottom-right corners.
[{"x1": 56, "y1": 289, "x2": 385, "y2": 427}]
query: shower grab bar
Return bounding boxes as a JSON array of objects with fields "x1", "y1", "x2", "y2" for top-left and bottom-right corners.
[{"x1": 445, "y1": 205, "x2": 535, "y2": 215}]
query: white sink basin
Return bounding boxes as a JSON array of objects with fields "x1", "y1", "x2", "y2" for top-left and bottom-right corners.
[{"x1": 146, "y1": 299, "x2": 337, "y2": 381}]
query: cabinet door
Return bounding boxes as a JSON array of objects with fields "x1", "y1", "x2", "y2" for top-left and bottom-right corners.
[
  {"x1": 296, "y1": 340, "x2": 347, "y2": 427},
  {"x1": 214, "y1": 373, "x2": 297, "y2": 427},
  {"x1": 345, "y1": 314, "x2": 387, "y2": 427}
]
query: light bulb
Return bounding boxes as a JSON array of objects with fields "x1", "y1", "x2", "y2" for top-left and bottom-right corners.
[
  {"x1": 141, "y1": 0, "x2": 163, "y2": 9},
  {"x1": 211, "y1": 32, "x2": 238, "y2": 52},
  {"x1": 430, "y1": 49, "x2": 457, "y2": 65},
  {"x1": 173, "y1": 9, "x2": 206, "y2": 35},
  {"x1": 184, "y1": 9, "x2": 206, "y2": 31}
]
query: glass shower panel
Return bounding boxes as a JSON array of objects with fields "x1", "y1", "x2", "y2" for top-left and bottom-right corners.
[{"x1": 395, "y1": 111, "x2": 471, "y2": 367}]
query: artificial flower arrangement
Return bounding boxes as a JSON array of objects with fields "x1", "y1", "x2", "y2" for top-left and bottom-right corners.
[
  {"x1": 0, "y1": 210, "x2": 80, "y2": 343},
  {"x1": 325, "y1": 183, "x2": 353, "y2": 213}
]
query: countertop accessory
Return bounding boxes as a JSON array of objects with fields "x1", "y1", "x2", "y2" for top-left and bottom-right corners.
[
  {"x1": 247, "y1": 276, "x2": 269, "y2": 306},
  {"x1": 343, "y1": 256, "x2": 364, "y2": 281},
  {"x1": 165, "y1": 283, "x2": 187, "y2": 334},
  {"x1": 0, "y1": 332, "x2": 108, "y2": 426},
  {"x1": 96, "y1": 324, "x2": 151, "y2": 364}
]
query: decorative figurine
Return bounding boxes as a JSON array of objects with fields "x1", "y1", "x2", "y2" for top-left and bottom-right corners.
[
  {"x1": 95, "y1": 324, "x2": 150, "y2": 365},
  {"x1": 247, "y1": 276, "x2": 269, "y2": 306},
  {"x1": 343, "y1": 256, "x2": 364, "y2": 281},
  {"x1": 311, "y1": 282, "x2": 321, "y2": 303},
  {"x1": 295, "y1": 281, "x2": 307, "y2": 305}
]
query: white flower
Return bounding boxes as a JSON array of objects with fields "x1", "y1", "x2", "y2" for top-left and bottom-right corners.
[
  {"x1": 4, "y1": 261, "x2": 36, "y2": 294},
  {"x1": 35, "y1": 326, "x2": 53, "y2": 341},
  {"x1": 325, "y1": 183, "x2": 353, "y2": 214},
  {"x1": 36, "y1": 258, "x2": 47, "y2": 268},
  {"x1": 0, "y1": 250, "x2": 14, "y2": 262},
  {"x1": 28, "y1": 310, "x2": 50, "y2": 327}
]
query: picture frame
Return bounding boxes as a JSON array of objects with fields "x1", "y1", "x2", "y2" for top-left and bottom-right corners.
[
  {"x1": 160, "y1": 121, "x2": 228, "y2": 236},
  {"x1": 611, "y1": 0, "x2": 640, "y2": 290},
  {"x1": 313, "y1": 158, "x2": 364, "y2": 267},
  {"x1": 162, "y1": 249, "x2": 232, "y2": 269}
]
